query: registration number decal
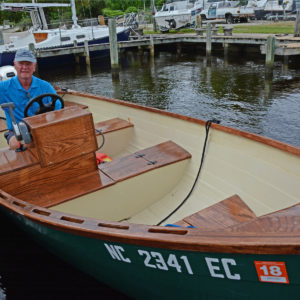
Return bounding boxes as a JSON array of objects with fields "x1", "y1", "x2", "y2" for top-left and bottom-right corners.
[{"x1": 254, "y1": 261, "x2": 289, "y2": 284}]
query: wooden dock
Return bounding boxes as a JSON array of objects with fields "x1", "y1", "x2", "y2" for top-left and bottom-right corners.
[
  {"x1": 34, "y1": 32, "x2": 300, "y2": 59},
  {"x1": 31, "y1": 29, "x2": 300, "y2": 75}
]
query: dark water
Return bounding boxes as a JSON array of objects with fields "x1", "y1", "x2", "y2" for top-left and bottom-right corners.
[
  {"x1": 41, "y1": 48, "x2": 300, "y2": 147},
  {"x1": 1, "y1": 48, "x2": 300, "y2": 300}
]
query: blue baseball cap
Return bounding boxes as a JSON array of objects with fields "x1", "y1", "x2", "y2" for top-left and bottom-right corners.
[{"x1": 14, "y1": 49, "x2": 36, "y2": 63}]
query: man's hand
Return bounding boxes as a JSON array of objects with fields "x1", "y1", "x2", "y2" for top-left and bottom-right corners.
[{"x1": 9, "y1": 135, "x2": 20, "y2": 150}]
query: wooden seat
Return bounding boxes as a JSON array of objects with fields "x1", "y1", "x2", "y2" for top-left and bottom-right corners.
[
  {"x1": 36, "y1": 140, "x2": 191, "y2": 207},
  {"x1": 94, "y1": 118, "x2": 133, "y2": 135},
  {"x1": 64, "y1": 100, "x2": 88, "y2": 109},
  {"x1": 19, "y1": 168, "x2": 115, "y2": 208},
  {"x1": 228, "y1": 203, "x2": 300, "y2": 233},
  {"x1": 99, "y1": 141, "x2": 191, "y2": 182},
  {"x1": 174, "y1": 195, "x2": 257, "y2": 230},
  {"x1": 1, "y1": 140, "x2": 191, "y2": 208},
  {"x1": 0, "y1": 147, "x2": 38, "y2": 175}
]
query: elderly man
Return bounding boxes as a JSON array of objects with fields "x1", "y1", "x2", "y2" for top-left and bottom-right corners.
[{"x1": 0, "y1": 49, "x2": 57, "y2": 150}]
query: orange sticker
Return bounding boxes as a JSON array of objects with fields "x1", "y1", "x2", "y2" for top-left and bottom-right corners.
[{"x1": 254, "y1": 261, "x2": 289, "y2": 284}]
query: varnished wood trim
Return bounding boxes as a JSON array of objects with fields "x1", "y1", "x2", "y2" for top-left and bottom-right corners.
[
  {"x1": 57, "y1": 89, "x2": 300, "y2": 157},
  {"x1": 94, "y1": 118, "x2": 134, "y2": 134},
  {"x1": 148, "y1": 227, "x2": 188, "y2": 235},
  {"x1": 32, "y1": 208, "x2": 51, "y2": 216},
  {"x1": 61, "y1": 216, "x2": 84, "y2": 224},
  {"x1": 175, "y1": 195, "x2": 257, "y2": 230},
  {"x1": 1, "y1": 189, "x2": 300, "y2": 255},
  {"x1": 98, "y1": 223, "x2": 130, "y2": 230}
]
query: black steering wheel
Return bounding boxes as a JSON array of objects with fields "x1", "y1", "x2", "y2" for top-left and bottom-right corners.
[{"x1": 24, "y1": 93, "x2": 64, "y2": 118}]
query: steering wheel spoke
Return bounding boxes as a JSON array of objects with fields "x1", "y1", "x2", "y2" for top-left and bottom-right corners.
[{"x1": 24, "y1": 93, "x2": 64, "y2": 118}]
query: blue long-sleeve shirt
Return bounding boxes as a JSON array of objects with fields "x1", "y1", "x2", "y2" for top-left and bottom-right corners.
[{"x1": 0, "y1": 75, "x2": 57, "y2": 130}]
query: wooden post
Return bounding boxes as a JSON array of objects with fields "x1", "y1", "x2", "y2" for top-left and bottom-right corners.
[
  {"x1": 264, "y1": 78, "x2": 272, "y2": 100},
  {"x1": 108, "y1": 18, "x2": 119, "y2": 74},
  {"x1": 265, "y1": 36, "x2": 275, "y2": 71},
  {"x1": 223, "y1": 42, "x2": 229, "y2": 67},
  {"x1": 138, "y1": 46, "x2": 144, "y2": 56},
  {"x1": 177, "y1": 43, "x2": 182, "y2": 55},
  {"x1": 73, "y1": 40, "x2": 80, "y2": 64},
  {"x1": 98, "y1": 15, "x2": 105, "y2": 26},
  {"x1": 84, "y1": 40, "x2": 90, "y2": 66},
  {"x1": 149, "y1": 34, "x2": 155, "y2": 58},
  {"x1": 196, "y1": 15, "x2": 202, "y2": 28},
  {"x1": 206, "y1": 23, "x2": 212, "y2": 56},
  {"x1": 283, "y1": 55, "x2": 289, "y2": 67},
  {"x1": 294, "y1": 11, "x2": 300, "y2": 37},
  {"x1": 152, "y1": 14, "x2": 157, "y2": 32},
  {"x1": 223, "y1": 42, "x2": 229, "y2": 56}
]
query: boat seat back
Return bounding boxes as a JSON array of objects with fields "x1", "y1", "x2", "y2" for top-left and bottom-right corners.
[
  {"x1": 24, "y1": 105, "x2": 98, "y2": 167},
  {"x1": 0, "y1": 106, "x2": 99, "y2": 204},
  {"x1": 94, "y1": 118, "x2": 134, "y2": 157},
  {"x1": 59, "y1": 99, "x2": 134, "y2": 156}
]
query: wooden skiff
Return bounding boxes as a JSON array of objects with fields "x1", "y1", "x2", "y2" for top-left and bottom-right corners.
[{"x1": 0, "y1": 89, "x2": 300, "y2": 299}]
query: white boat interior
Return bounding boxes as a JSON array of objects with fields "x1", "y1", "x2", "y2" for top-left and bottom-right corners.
[{"x1": 1, "y1": 91, "x2": 299, "y2": 228}]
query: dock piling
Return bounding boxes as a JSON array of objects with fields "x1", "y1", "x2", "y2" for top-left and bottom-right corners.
[
  {"x1": 84, "y1": 40, "x2": 90, "y2": 66},
  {"x1": 265, "y1": 36, "x2": 275, "y2": 72},
  {"x1": 294, "y1": 11, "x2": 300, "y2": 37},
  {"x1": 108, "y1": 18, "x2": 119, "y2": 74},
  {"x1": 149, "y1": 34, "x2": 155, "y2": 58},
  {"x1": 206, "y1": 23, "x2": 212, "y2": 56},
  {"x1": 196, "y1": 15, "x2": 202, "y2": 28},
  {"x1": 223, "y1": 42, "x2": 229, "y2": 56},
  {"x1": 177, "y1": 43, "x2": 182, "y2": 56},
  {"x1": 73, "y1": 40, "x2": 80, "y2": 64}
]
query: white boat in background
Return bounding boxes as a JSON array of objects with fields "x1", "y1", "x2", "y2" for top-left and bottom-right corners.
[
  {"x1": 154, "y1": 0, "x2": 203, "y2": 32},
  {"x1": 252, "y1": 0, "x2": 295, "y2": 19},
  {"x1": 0, "y1": 1, "x2": 130, "y2": 66}
]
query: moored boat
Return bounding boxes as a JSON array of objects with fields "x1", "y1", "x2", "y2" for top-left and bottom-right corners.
[
  {"x1": 0, "y1": 89, "x2": 300, "y2": 299},
  {"x1": 154, "y1": 0, "x2": 203, "y2": 31},
  {"x1": 0, "y1": 1, "x2": 130, "y2": 66}
]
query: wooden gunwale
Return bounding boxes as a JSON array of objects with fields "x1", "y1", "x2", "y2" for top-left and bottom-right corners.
[
  {"x1": 0, "y1": 90, "x2": 299, "y2": 256},
  {"x1": 1, "y1": 190, "x2": 300, "y2": 255},
  {"x1": 58, "y1": 89, "x2": 300, "y2": 157}
]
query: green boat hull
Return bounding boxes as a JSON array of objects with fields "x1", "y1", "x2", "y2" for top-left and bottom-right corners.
[{"x1": 4, "y1": 208, "x2": 299, "y2": 300}]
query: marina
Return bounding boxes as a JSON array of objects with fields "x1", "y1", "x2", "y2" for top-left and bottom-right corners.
[
  {"x1": 0, "y1": 48, "x2": 300, "y2": 298},
  {"x1": 0, "y1": 1, "x2": 300, "y2": 299}
]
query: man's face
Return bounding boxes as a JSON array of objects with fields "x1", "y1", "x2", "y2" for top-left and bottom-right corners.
[{"x1": 14, "y1": 61, "x2": 36, "y2": 81}]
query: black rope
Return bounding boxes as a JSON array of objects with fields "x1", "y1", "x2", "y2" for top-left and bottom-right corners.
[
  {"x1": 95, "y1": 129, "x2": 105, "y2": 150},
  {"x1": 60, "y1": 87, "x2": 69, "y2": 98},
  {"x1": 156, "y1": 119, "x2": 220, "y2": 226}
]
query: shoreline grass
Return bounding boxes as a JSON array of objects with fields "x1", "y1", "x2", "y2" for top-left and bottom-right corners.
[{"x1": 144, "y1": 21, "x2": 295, "y2": 35}]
